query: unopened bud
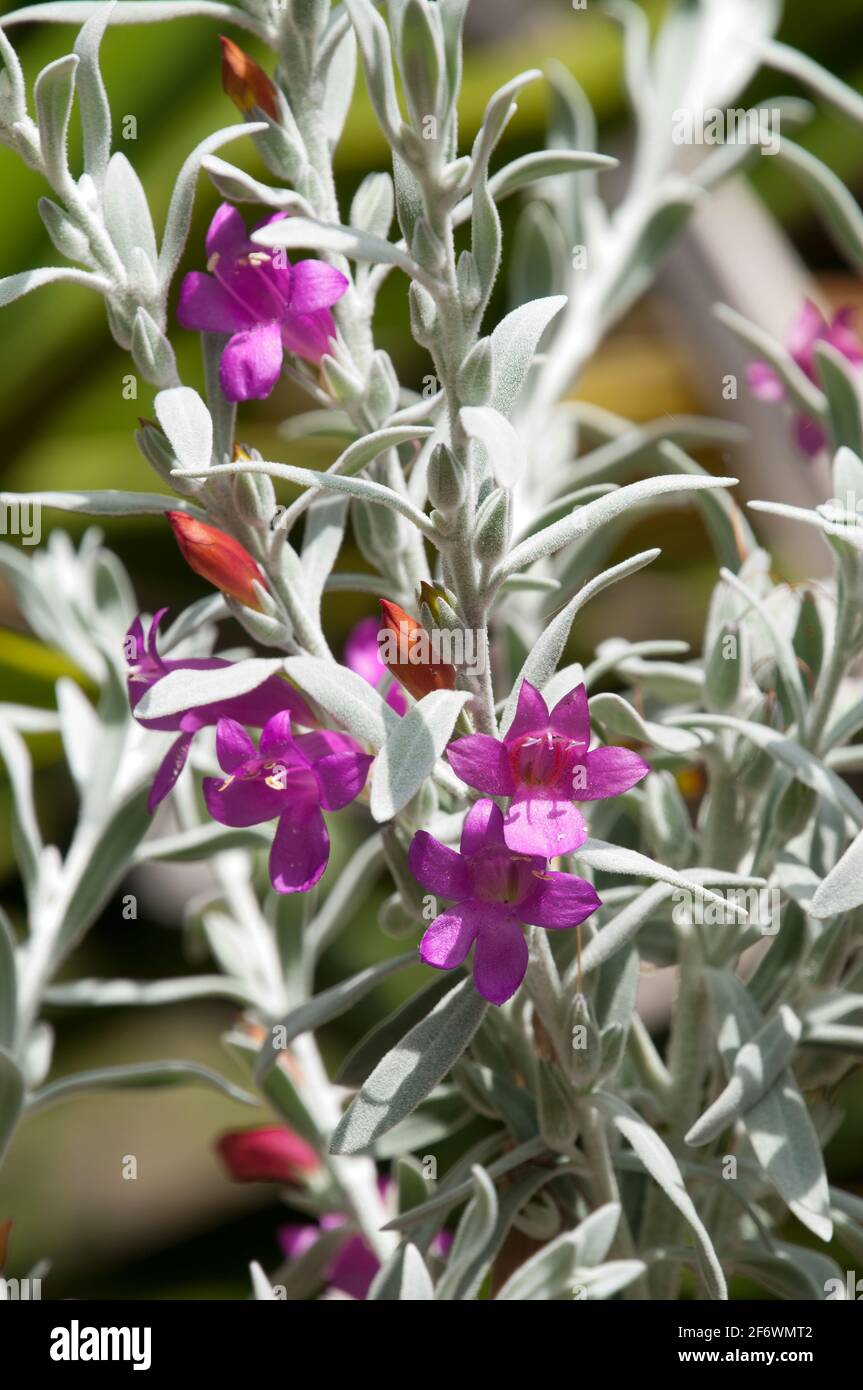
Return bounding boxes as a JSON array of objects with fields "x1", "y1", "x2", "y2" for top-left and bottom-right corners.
[{"x1": 167, "y1": 512, "x2": 268, "y2": 610}]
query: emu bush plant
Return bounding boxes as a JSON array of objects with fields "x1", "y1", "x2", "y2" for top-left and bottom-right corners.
[{"x1": 1, "y1": 0, "x2": 863, "y2": 1302}]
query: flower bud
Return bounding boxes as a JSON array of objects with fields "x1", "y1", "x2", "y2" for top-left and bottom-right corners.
[
  {"x1": 220, "y1": 36, "x2": 279, "y2": 121},
  {"x1": 537, "y1": 1060, "x2": 577, "y2": 1152},
  {"x1": 216, "y1": 1125, "x2": 320, "y2": 1184},
  {"x1": 770, "y1": 778, "x2": 817, "y2": 843},
  {"x1": 456, "y1": 337, "x2": 494, "y2": 406},
  {"x1": 167, "y1": 511, "x2": 267, "y2": 610},
  {"x1": 426, "y1": 442, "x2": 466, "y2": 512},
  {"x1": 474, "y1": 488, "x2": 511, "y2": 568},
  {"x1": 417, "y1": 580, "x2": 460, "y2": 630},
  {"x1": 232, "y1": 444, "x2": 275, "y2": 523},
  {"x1": 705, "y1": 621, "x2": 744, "y2": 712},
  {"x1": 568, "y1": 993, "x2": 603, "y2": 1091},
  {"x1": 378, "y1": 598, "x2": 457, "y2": 701},
  {"x1": 409, "y1": 281, "x2": 438, "y2": 346}
]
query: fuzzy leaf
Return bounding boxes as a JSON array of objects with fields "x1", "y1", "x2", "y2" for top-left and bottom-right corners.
[
  {"x1": 488, "y1": 296, "x2": 567, "y2": 417},
  {"x1": 596, "y1": 1093, "x2": 727, "y2": 1300},
  {"x1": 28, "y1": 1060, "x2": 255, "y2": 1112},
  {"x1": 329, "y1": 977, "x2": 488, "y2": 1155},
  {"x1": 370, "y1": 690, "x2": 470, "y2": 821},
  {"x1": 283, "y1": 655, "x2": 399, "y2": 750},
  {"x1": 704, "y1": 969, "x2": 832, "y2": 1242}
]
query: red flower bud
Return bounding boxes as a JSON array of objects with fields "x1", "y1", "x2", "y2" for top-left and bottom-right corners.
[
  {"x1": 378, "y1": 599, "x2": 457, "y2": 702},
  {"x1": 220, "y1": 36, "x2": 279, "y2": 121},
  {"x1": 167, "y1": 511, "x2": 267, "y2": 610},
  {"x1": 216, "y1": 1126, "x2": 320, "y2": 1184}
]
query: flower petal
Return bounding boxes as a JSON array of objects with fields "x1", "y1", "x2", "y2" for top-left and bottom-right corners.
[
  {"x1": 219, "y1": 320, "x2": 284, "y2": 402},
  {"x1": 217, "y1": 676, "x2": 315, "y2": 731},
  {"x1": 216, "y1": 717, "x2": 257, "y2": 772},
  {"x1": 344, "y1": 616, "x2": 386, "y2": 687},
  {"x1": 828, "y1": 308, "x2": 863, "y2": 365},
  {"x1": 788, "y1": 297, "x2": 826, "y2": 372},
  {"x1": 314, "y1": 749, "x2": 373, "y2": 811},
  {"x1": 408, "y1": 832, "x2": 471, "y2": 899},
  {"x1": 270, "y1": 800, "x2": 330, "y2": 893},
  {"x1": 278, "y1": 1223, "x2": 320, "y2": 1262},
  {"x1": 447, "y1": 734, "x2": 513, "y2": 795},
  {"x1": 326, "y1": 1234, "x2": 379, "y2": 1301},
  {"x1": 419, "y1": 904, "x2": 479, "y2": 969},
  {"x1": 472, "y1": 910, "x2": 528, "y2": 1006},
  {"x1": 290, "y1": 259, "x2": 350, "y2": 314},
  {"x1": 177, "y1": 270, "x2": 254, "y2": 333},
  {"x1": 148, "y1": 730, "x2": 195, "y2": 812},
  {"x1": 203, "y1": 771, "x2": 287, "y2": 827},
  {"x1": 259, "y1": 709, "x2": 295, "y2": 761},
  {"x1": 295, "y1": 730, "x2": 363, "y2": 763},
  {"x1": 519, "y1": 870, "x2": 602, "y2": 930},
  {"x1": 505, "y1": 679, "x2": 549, "y2": 742},
  {"x1": 549, "y1": 683, "x2": 590, "y2": 745},
  {"x1": 206, "y1": 202, "x2": 250, "y2": 261},
  {"x1": 281, "y1": 308, "x2": 335, "y2": 364},
  {"x1": 460, "y1": 798, "x2": 506, "y2": 856},
  {"x1": 793, "y1": 413, "x2": 826, "y2": 458},
  {"x1": 574, "y1": 745, "x2": 650, "y2": 800},
  {"x1": 745, "y1": 360, "x2": 785, "y2": 403},
  {"x1": 504, "y1": 788, "x2": 586, "y2": 857}
]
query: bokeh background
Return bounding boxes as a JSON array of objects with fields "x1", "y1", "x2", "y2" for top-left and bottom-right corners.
[{"x1": 1, "y1": 0, "x2": 862, "y2": 1297}]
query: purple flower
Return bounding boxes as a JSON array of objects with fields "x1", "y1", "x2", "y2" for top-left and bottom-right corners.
[
  {"x1": 203, "y1": 712, "x2": 372, "y2": 893},
  {"x1": 746, "y1": 299, "x2": 863, "y2": 457},
  {"x1": 446, "y1": 680, "x2": 649, "y2": 860},
  {"x1": 126, "y1": 608, "x2": 315, "y2": 812},
  {"x1": 343, "y1": 615, "x2": 408, "y2": 716},
  {"x1": 278, "y1": 1183, "x2": 451, "y2": 1300},
  {"x1": 408, "y1": 799, "x2": 602, "y2": 1005},
  {"x1": 177, "y1": 204, "x2": 349, "y2": 402},
  {"x1": 280, "y1": 1219, "x2": 380, "y2": 1301}
]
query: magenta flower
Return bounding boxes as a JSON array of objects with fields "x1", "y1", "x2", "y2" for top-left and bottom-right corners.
[
  {"x1": 343, "y1": 615, "x2": 408, "y2": 716},
  {"x1": 446, "y1": 680, "x2": 649, "y2": 860},
  {"x1": 279, "y1": 1182, "x2": 451, "y2": 1300},
  {"x1": 408, "y1": 799, "x2": 602, "y2": 1005},
  {"x1": 177, "y1": 204, "x2": 349, "y2": 402},
  {"x1": 746, "y1": 299, "x2": 863, "y2": 457},
  {"x1": 203, "y1": 712, "x2": 372, "y2": 893},
  {"x1": 126, "y1": 608, "x2": 314, "y2": 812},
  {"x1": 280, "y1": 1218, "x2": 381, "y2": 1301}
]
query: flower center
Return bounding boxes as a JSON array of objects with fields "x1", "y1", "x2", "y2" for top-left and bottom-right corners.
[
  {"x1": 207, "y1": 250, "x2": 287, "y2": 323},
  {"x1": 472, "y1": 847, "x2": 533, "y2": 905},
  {"x1": 507, "y1": 731, "x2": 573, "y2": 788}
]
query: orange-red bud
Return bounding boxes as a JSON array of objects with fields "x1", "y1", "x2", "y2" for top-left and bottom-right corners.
[
  {"x1": 167, "y1": 511, "x2": 267, "y2": 611},
  {"x1": 378, "y1": 599, "x2": 457, "y2": 701},
  {"x1": 219, "y1": 35, "x2": 279, "y2": 121}
]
